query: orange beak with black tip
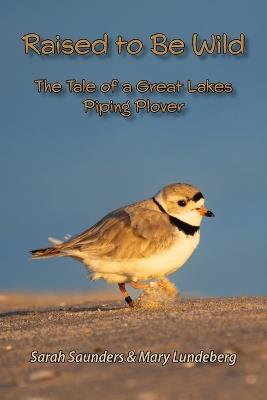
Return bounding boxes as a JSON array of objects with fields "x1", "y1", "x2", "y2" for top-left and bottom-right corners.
[{"x1": 198, "y1": 206, "x2": 215, "y2": 217}]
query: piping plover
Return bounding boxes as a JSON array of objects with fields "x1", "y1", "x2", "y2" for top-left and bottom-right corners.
[{"x1": 31, "y1": 183, "x2": 214, "y2": 307}]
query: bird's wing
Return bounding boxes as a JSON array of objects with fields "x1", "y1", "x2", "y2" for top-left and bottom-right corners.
[{"x1": 59, "y1": 207, "x2": 176, "y2": 260}]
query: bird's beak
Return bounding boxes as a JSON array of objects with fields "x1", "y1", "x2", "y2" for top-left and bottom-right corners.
[{"x1": 198, "y1": 206, "x2": 215, "y2": 217}]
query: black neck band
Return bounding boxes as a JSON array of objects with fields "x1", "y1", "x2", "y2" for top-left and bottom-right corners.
[{"x1": 152, "y1": 197, "x2": 200, "y2": 236}]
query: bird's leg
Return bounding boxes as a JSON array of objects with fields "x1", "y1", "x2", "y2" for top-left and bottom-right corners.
[
  {"x1": 130, "y1": 281, "x2": 150, "y2": 290},
  {"x1": 118, "y1": 283, "x2": 134, "y2": 308}
]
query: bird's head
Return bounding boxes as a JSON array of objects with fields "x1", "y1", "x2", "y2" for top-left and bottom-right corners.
[{"x1": 154, "y1": 183, "x2": 214, "y2": 226}]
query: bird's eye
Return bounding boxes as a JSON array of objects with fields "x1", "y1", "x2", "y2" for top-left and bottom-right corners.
[{"x1": 178, "y1": 200, "x2": 186, "y2": 207}]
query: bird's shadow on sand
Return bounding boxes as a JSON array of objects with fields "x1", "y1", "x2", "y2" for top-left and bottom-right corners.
[{"x1": 0, "y1": 302, "x2": 127, "y2": 318}]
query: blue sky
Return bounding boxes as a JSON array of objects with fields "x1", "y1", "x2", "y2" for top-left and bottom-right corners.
[{"x1": 1, "y1": 0, "x2": 266, "y2": 296}]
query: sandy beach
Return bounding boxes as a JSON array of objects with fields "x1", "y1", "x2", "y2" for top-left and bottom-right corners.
[{"x1": 1, "y1": 292, "x2": 267, "y2": 400}]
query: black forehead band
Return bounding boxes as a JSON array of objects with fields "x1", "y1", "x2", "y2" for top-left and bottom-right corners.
[{"x1": 191, "y1": 192, "x2": 204, "y2": 202}]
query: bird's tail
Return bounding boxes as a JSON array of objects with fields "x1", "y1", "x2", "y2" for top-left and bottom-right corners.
[
  {"x1": 30, "y1": 237, "x2": 66, "y2": 259},
  {"x1": 30, "y1": 246, "x2": 62, "y2": 259}
]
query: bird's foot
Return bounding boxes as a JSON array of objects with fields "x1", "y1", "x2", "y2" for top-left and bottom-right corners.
[{"x1": 154, "y1": 277, "x2": 178, "y2": 298}]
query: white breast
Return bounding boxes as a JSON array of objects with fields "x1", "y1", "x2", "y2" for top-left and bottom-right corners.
[{"x1": 83, "y1": 231, "x2": 200, "y2": 283}]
